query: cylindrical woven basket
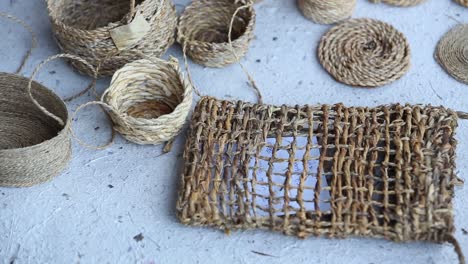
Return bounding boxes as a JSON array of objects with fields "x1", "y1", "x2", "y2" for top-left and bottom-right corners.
[
  {"x1": 46, "y1": 0, "x2": 177, "y2": 77},
  {"x1": 0, "y1": 73, "x2": 70, "y2": 187},
  {"x1": 370, "y1": 0, "x2": 426, "y2": 6},
  {"x1": 297, "y1": 0, "x2": 356, "y2": 24},
  {"x1": 75, "y1": 57, "x2": 193, "y2": 148},
  {"x1": 455, "y1": 0, "x2": 468, "y2": 7},
  {"x1": 177, "y1": 0, "x2": 256, "y2": 68}
]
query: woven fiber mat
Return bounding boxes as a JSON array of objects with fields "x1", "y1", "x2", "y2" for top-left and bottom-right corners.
[{"x1": 177, "y1": 97, "x2": 463, "y2": 244}]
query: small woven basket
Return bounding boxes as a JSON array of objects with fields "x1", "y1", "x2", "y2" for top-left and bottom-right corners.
[
  {"x1": 177, "y1": 97, "x2": 466, "y2": 262},
  {"x1": 297, "y1": 0, "x2": 356, "y2": 24},
  {"x1": 177, "y1": 0, "x2": 256, "y2": 68},
  {"x1": 75, "y1": 57, "x2": 193, "y2": 148},
  {"x1": 47, "y1": 0, "x2": 177, "y2": 77}
]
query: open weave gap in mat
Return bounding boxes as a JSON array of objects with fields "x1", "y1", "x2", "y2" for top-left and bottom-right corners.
[
  {"x1": 297, "y1": 0, "x2": 357, "y2": 24},
  {"x1": 47, "y1": 0, "x2": 177, "y2": 76},
  {"x1": 370, "y1": 0, "x2": 426, "y2": 6},
  {"x1": 318, "y1": 18, "x2": 411, "y2": 88},
  {"x1": 177, "y1": 96, "x2": 466, "y2": 263},
  {"x1": 435, "y1": 24, "x2": 468, "y2": 84}
]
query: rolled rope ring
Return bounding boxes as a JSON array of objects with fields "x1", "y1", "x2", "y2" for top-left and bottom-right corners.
[
  {"x1": 435, "y1": 24, "x2": 468, "y2": 84},
  {"x1": 318, "y1": 18, "x2": 411, "y2": 88},
  {"x1": 46, "y1": 0, "x2": 177, "y2": 77},
  {"x1": 370, "y1": 0, "x2": 426, "y2": 6},
  {"x1": 297, "y1": 0, "x2": 356, "y2": 24},
  {"x1": 177, "y1": 0, "x2": 256, "y2": 68}
]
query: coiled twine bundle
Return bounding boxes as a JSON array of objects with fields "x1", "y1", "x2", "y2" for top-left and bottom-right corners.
[
  {"x1": 370, "y1": 0, "x2": 426, "y2": 6},
  {"x1": 318, "y1": 18, "x2": 411, "y2": 88},
  {"x1": 75, "y1": 57, "x2": 193, "y2": 147},
  {"x1": 455, "y1": 0, "x2": 468, "y2": 7},
  {"x1": 435, "y1": 24, "x2": 468, "y2": 84},
  {"x1": 177, "y1": 0, "x2": 256, "y2": 68},
  {"x1": 297, "y1": 0, "x2": 356, "y2": 24},
  {"x1": 0, "y1": 73, "x2": 70, "y2": 187},
  {"x1": 47, "y1": 0, "x2": 177, "y2": 76}
]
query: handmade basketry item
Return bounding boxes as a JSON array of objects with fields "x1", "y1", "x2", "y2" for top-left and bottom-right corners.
[
  {"x1": 177, "y1": 96, "x2": 466, "y2": 262},
  {"x1": 46, "y1": 0, "x2": 177, "y2": 77},
  {"x1": 297, "y1": 0, "x2": 356, "y2": 24},
  {"x1": 455, "y1": 0, "x2": 468, "y2": 7},
  {"x1": 0, "y1": 54, "x2": 97, "y2": 188},
  {"x1": 177, "y1": 0, "x2": 256, "y2": 68},
  {"x1": 318, "y1": 18, "x2": 411, "y2": 88},
  {"x1": 74, "y1": 57, "x2": 193, "y2": 148},
  {"x1": 435, "y1": 24, "x2": 468, "y2": 84},
  {"x1": 370, "y1": 0, "x2": 426, "y2": 6}
]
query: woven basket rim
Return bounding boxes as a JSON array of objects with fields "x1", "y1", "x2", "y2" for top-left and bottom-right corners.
[
  {"x1": 105, "y1": 58, "x2": 192, "y2": 122},
  {"x1": 0, "y1": 72, "x2": 70, "y2": 153}
]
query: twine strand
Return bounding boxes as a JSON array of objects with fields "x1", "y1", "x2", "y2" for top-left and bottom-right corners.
[
  {"x1": 447, "y1": 235, "x2": 466, "y2": 264},
  {"x1": 0, "y1": 12, "x2": 37, "y2": 74}
]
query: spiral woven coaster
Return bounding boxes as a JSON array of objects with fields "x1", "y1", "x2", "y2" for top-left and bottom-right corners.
[
  {"x1": 177, "y1": 0, "x2": 256, "y2": 68},
  {"x1": 370, "y1": 0, "x2": 426, "y2": 6},
  {"x1": 318, "y1": 18, "x2": 411, "y2": 88},
  {"x1": 47, "y1": 0, "x2": 177, "y2": 77},
  {"x1": 436, "y1": 24, "x2": 468, "y2": 84},
  {"x1": 177, "y1": 96, "x2": 466, "y2": 262},
  {"x1": 297, "y1": 0, "x2": 356, "y2": 24},
  {"x1": 455, "y1": 0, "x2": 468, "y2": 7}
]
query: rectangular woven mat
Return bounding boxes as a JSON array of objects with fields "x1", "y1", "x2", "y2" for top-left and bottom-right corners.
[{"x1": 177, "y1": 96, "x2": 462, "y2": 243}]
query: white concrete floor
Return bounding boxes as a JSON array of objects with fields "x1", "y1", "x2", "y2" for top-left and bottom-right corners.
[{"x1": 1, "y1": 0, "x2": 467, "y2": 263}]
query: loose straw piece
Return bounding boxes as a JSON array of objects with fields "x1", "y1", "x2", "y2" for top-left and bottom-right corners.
[
  {"x1": 297, "y1": 0, "x2": 357, "y2": 24},
  {"x1": 435, "y1": 24, "x2": 468, "y2": 84},
  {"x1": 318, "y1": 18, "x2": 411, "y2": 87},
  {"x1": 0, "y1": 12, "x2": 37, "y2": 74},
  {"x1": 370, "y1": 0, "x2": 426, "y2": 6},
  {"x1": 46, "y1": 0, "x2": 177, "y2": 76}
]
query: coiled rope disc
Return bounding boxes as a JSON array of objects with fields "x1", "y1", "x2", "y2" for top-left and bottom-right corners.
[
  {"x1": 297, "y1": 0, "x2": 356, "y2": 24},
  {"x1": 435, "y1": 24, "x2": 468, "y2": 84},
  {"x1": 318, "y1": 18, "x2": 411, "y2": 88},
  {"x1": 455, "y1": 0, "x2": 468, "y2": 7},
  {"x1": 370, "y1": 0, "x2": 426, "y2": 7}
]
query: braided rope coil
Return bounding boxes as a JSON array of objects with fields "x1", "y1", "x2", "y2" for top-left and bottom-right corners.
[
  {"x1": 47, "y1": 0, "x2": 177, "y2": 77},
  {"x1": 436, "y1": 24, "x2": 468, "y2": 84},
  {"x1": 101, "y1": 58, "x2": 193, "y2": 145},
  {"x1": 177, "y1": 0, "x2": 256, "y2": 68},
  {"x1": 370, "y1": 0, "x2": 426, "y2": 7},
  {"x1": 297, "y1": 0, "x2": 356, "y2": 24},
  {"x1": 318, "y1": 18, "x2": 411, "y2": 88}
]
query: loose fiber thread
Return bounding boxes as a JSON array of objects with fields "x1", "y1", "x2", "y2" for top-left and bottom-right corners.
[
  {"x1": 177, "y1": 0, "x2": 256, "y2": 68},
  {"x1": 297, "y1": 0, "x2": 357, "y2": 24},
  {"x1": 318, "y1": 18, "x2": 411, "y2": 87},
  {"x1": 435, "y1": 24, "x2": 468, "y2": 84},
  {"x1": 47, "y1": 0, "x2": 177, "y2": 76},
  {"x1": 370, "y1": 0, "x2": 426, "y2": 7},
  {"x1": 73, "y1": 56, "x2": 193, "y2": 151}
]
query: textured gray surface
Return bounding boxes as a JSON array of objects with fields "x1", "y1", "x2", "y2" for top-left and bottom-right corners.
[{"x1": 1, "y1": 0, "x2": 467, "y2": 263}]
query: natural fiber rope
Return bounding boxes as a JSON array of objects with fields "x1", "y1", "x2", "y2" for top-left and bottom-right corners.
[
  {"x1": 455, "y1": 0, "x2": 468, "y2": 7},
  {"x1": 297, "y1": 0, "x2": 356, "y2": 24},
  {"x1": 0, "y1": 12, "x2": 37, "y2": 74},
  {"x1": 72, "y1": 56, "x2": 193, "y2": 150},
  {"x1": 370, "y1": 0, "x2": 426, "y2": 7},
  {"x1": 318, "y1": 18, "x2": 411, "y2": 87},
  {"x1": 177, "y1": 97, "x2": 466, "y2": 263},
  {"x1": 435, "y1": 24, "x2": 468, "y2": 84},
  {"x1": 177, "y1": 0, "x2": 256, "y2": 68},
  {"x1": 46, "y1": 0, "x2": 177, "y2": 76}
]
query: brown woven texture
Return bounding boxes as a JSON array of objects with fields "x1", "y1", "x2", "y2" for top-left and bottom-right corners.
[
  {"x1": 177, "y1": 0, "x2": 256, "y2": 68},
  {"x1": 177, "y1": 97, "x2": 466, "y2": 254},
  {"x1": 370, "y1": 0, "x2": 426, "y2": 6},
  {"x1": 435, "y1": 24, "x2": 468, "y2": 84},
  {"x1": 47, "y1": 0, "x2": 177, "y2": 77},
  {"x1": 297, "y1": 0, "x2": 356, "y2": 24},
  {"x1": 318, "y1": 18, "x2": 411, "y2": 88},
  {"x1": 455, "y1": 0, "x2": 468, "y2": 7}
]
